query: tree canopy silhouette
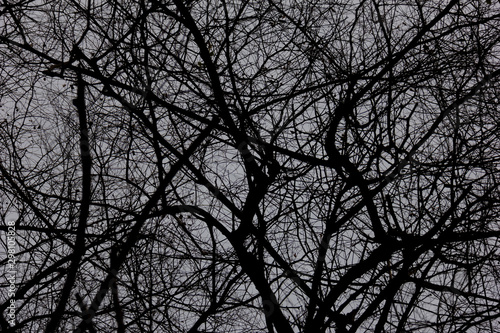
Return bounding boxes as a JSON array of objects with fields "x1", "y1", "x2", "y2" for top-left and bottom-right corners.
[{"x1": 1, "y1": 0, "x2": 500, "y2": 332}]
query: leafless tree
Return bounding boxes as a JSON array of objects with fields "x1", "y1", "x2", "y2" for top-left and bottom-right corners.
[{"x1": 1, "y1": 0, "x2": 500, "y2": 332}]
